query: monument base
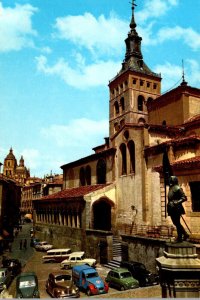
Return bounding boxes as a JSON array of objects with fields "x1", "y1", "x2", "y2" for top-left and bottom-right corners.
[{"x1": 156, "y1": 241, "x2": 200, "y2": 298}]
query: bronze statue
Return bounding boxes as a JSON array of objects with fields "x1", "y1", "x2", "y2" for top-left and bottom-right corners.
[{"x1": 167, "y1": 176, "x2": 189, "y2": 242}]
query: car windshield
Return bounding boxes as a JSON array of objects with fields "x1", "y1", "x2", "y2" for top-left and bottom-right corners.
[
  {"x1": 19, "y1": 279, "x2": 36, "y2": 288},
  {"x1": 86, "y1": 272, "x2": 98, "y2": 279},
  {"x1": 55, "y1": 275, "x2": 71, "y2": 282},
  {"x1": 120, "y1": 272, "x2": 132, "y2": 279}
]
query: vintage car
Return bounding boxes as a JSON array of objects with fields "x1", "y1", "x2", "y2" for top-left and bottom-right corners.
[
  {"x1": 105, "y1": 268, "x2": 139, "y2": 291},
  {"x1": 0, "y1": 268, "x2": 12, "y2": 291},
  {"x1": 46, "y1": 272, "x2": 80, "y2": 298},
  {"x1": 35, "y1": 241, "x2": 53, "y2": 251},
  {"x1": 120, "y1": 261, "x2": 159, "y2": 287},
  {"x1": 16, "y1": 272, "x2": 40, "y2": 298},
  {"x1": 2, "y1": 258, "x2": 22, "y2": 278},
  {"x1": 60, "y1": 253, "x2": 96, "y2": 269}
]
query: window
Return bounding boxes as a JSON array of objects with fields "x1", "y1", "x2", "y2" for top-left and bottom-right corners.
[
  {"x1": 120, "y1": 97, "x2": 125, "y2": 111},
  {"x1": 140, "y1": 80, "x2": 144, "y2": 86},
  {"x1": 120, "y1": 143, "x2": 127, "y2": 175},
  {"x1": 128, "y1": 140, "x2": 135, "y2": 173},
  {"x1": 138, "y1": 95, "x2": 144, "y2": 111},
  {"x1": 153, "y1": 83, "x2": 157, "y2": 89},
  {"x1": 147, "y1": 82, "x2": 151, "y2": 88},
  {"x1": 96, "y1": 159, "x2": 106, "y2": 184},
  {"x1": 133, "y1": 79, "x2": 137, "y2": 84},
  {"x1": 189, "y1": 182, "x2": 200, "y2": 212},
  {"x1": 85, "y1": 165, "x2": 91, "y2": 185},
  {"x1": 79, "y1": 167, "x2": 86, "y2": 186},
  {"x1": 114, "y1": 101, "x2": 119, "y2": 115}
]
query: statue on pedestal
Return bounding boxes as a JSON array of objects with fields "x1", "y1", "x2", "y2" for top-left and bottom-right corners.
[{"x1": 167, "y1": 176, "x2": 189, "y2": 242}]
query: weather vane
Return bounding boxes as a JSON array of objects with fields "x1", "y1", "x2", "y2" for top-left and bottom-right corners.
[{"x1": 129, "y1": 0, "x2": 137, "y2": 10}]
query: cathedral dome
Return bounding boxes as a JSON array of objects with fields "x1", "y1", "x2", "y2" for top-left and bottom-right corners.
[{"x1": 5, "y1": 148, "x2": 17, "y2": 161}]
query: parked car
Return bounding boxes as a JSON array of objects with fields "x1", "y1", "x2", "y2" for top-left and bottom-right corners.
[
  {"x1": 43, "y1": 249, "x2": 84, "y2": 263},
  {"x1": 2, "y1": 258, "x2": 22, "y2": 277},
  {"x1": 0, "y1": 268, "x2": 12, "y2": 291},
  {"x1": 16, "y1": 272, "x2": 40, "y2": 298},
  {"x1": 35, "y1": 241, "x2": 53, "y2": 251},
  {"x1": 30, "y1": 238, "x2": 40, "y2": 247},
  {"x1": 60, "y1": 253, "x2": 96, "y2": 269},
  {"x1": 120, "y1": 261, "x2": 159, "y2": 287},
  {"x1": 72, "y1": 265, "x2": 109, "y2": 296},
  {"x1": 46, "y1": 272, "x2": 80, "y2": 298},
  {"x1": 105, "y1": 267, "x2": 139, "y2": 291}
]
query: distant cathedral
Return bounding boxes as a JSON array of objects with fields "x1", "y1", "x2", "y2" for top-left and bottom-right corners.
[{"x1": 3, "y1": 148, "x2": 30, "y2": 184}]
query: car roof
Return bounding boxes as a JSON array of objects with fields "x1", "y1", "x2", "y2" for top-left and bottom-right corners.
[
  {"x1": 111, "y1": 268, "x2": 130, "y2": 273},
  {"x1": 69, "y1": 252, "x2": 84, "y2": 257},
  {"x1": 47, "y1": 248, "x2": 71, "y2": 252}
]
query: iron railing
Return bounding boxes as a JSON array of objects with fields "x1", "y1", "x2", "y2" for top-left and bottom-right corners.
[{"x1": 118, "y1": 223, "x2": 175, "y2": 239}]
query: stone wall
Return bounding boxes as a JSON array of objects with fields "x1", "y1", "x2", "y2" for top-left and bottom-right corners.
[
  {"x1": 35, "y1": 224, "x2": 113, "y2": 263},
  {"x1": 121, "y1": 234, "x2": 166, "y2": 273}
]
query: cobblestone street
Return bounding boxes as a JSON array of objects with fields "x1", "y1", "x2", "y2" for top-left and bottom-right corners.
[{"x1": 3, "y1": 223, "x2": 161, "y2": 298}]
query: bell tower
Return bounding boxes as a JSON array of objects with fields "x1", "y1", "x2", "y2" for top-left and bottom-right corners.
[
  {"x1": 3, "y1": 147, "x2": 17, "y2": 177},
  {"x1": 108, "y1": 0, "x2": 162, "y2": 137}
]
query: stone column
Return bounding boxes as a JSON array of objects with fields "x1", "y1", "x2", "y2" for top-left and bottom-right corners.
[{"x1": 156, "y1": 241, "x2": 200, "y2": 298}]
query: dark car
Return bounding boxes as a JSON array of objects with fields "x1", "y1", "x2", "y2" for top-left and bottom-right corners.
[
  {"x1": 30, "y1": 238, "x2": 40, "y2": 247},
  {"x1": 2, "y1": 258, "x2": 22, "y2": 277},
  {"x1": 105, "y1": 268, "x2": 139, "y2": 291},
  {"x1": 0, "y1": 268, "x2": 12, "y2": 291},
  {"x1": 16, "y1": 272, "x2": 40, "y2": 298},
  {"x1": 120, "y1": 261, "x2": 159, "y2": 287},
  {"x1": 46, "y1": 272, "x2": 80, "y2": 298}
]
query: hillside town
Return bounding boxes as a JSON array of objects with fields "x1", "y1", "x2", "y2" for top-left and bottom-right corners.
[{"x1": 1, "y1": 0, "x2": 200, "y2": 298}]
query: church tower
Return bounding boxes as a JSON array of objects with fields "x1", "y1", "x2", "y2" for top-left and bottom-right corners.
[
  {"x1": 108, "y1": 0, "x2": 162, "y2": 137},
  {"x1": 3, "y1": 147, "x2": 17, "y2": 177}
]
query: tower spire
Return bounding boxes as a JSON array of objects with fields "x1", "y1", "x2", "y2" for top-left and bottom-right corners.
[{"x1": 130, "y1": 0, "x2": 137, "y2": 29}]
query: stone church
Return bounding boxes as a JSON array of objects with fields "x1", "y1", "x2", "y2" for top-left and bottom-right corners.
[
  {"x1": 3, "y1": 148, "x2": 30, "y2": 184},
  {"x1": 33, "y1": 2, "x2": 200, "y2": 263}
]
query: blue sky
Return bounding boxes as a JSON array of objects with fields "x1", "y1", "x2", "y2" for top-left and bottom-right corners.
[{"x1": 0, "y1": 0, "x2": 200, "y2": 177}]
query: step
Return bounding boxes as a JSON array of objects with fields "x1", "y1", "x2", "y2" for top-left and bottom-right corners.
[{"x1": 104, "y1": 259, "x2": 121, "y2": 269}]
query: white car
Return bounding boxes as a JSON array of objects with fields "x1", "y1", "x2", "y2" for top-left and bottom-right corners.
[
  {"x1": 35, "y1": 241, "x2": 53, "y2": 251},
  {"x1": 60, "y1": 253, "x2": 96, "y2": 269}
]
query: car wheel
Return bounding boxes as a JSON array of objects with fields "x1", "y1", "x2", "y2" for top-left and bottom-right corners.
[{"x1": 86, "y1": 288, "x2": 91, "y2": 296}]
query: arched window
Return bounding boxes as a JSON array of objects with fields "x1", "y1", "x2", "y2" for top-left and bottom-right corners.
[
  {"x1": 79, "y1": 167, "x2": 86, "y2": 186},
  {"x1": 114, "y1": 101, "x2": 119, "y2": 115},
  {"x1": 138, "y1": 95, "x2": 144, "y2": 111},
  {"x1": 128, "y1": 140, "x2": 135, "y2": 173},
  {"x1": 138, "y1": 118, "x2": 146, "y2": 124},
  {"x1": 120, "y1": 143, "x2": 127, "y2": 175},
  {"x1": 120, "y1": 97, "x2": 125, "y2": 111},
  {"x1": 96, "y1": 159, "x2": 106, "y2": 184},
  {"x1": 85, "y1": 165, "x2": 91, "y2": 185}
]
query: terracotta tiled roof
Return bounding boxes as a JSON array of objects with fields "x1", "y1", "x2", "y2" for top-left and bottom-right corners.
[
  {"x1": 171, "y1": 156, "x2": 200, "y2": 170},
  {"x1": 37, "y1": 183, "x2": 112, "y2": 201},
  {"x1": 154, "y1": 156, "x2": 200, "y2": 173},
  {"x1": 144, "y1": 135, "x2": 200, "y2": 156}
]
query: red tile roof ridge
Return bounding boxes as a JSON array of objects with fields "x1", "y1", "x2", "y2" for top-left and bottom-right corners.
[{"x1": 40, "y1": 183, "x2": 112, "y2": 200}]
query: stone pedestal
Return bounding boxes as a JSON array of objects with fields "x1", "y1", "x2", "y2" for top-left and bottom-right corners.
[{"x1": 156, "y1": 241, "x2": 200, "y2": 298}]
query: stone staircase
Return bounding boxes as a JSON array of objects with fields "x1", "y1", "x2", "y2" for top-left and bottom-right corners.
[{"x1": 104, "y1": 236, "x2": 122, "y2": 269}]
